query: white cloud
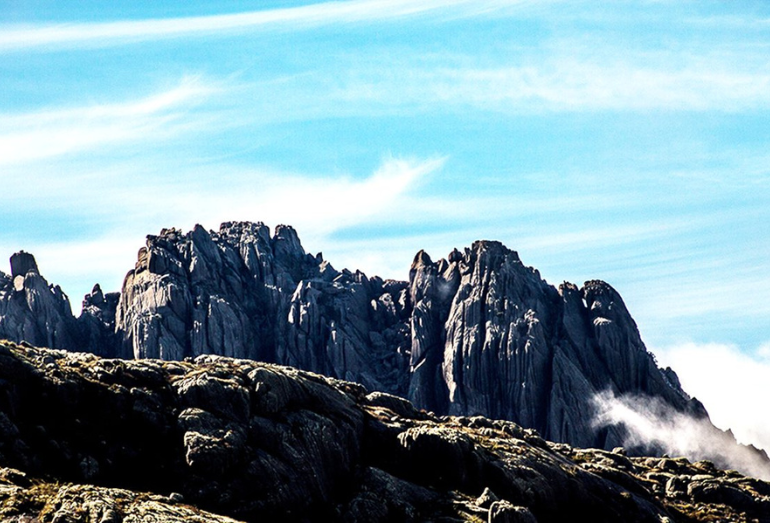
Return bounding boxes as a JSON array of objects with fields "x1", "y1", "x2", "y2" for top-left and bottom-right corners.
[
  {"x1": 0, "y1": 0, "x2": 544, "y2": 52},
  {"x1": 320, "y1": 228, "x2": 473, "y2": 280},
  {"x1": 0, "y1": 155, "x2": 445, "y2": 304},
  {"x1": 175, "y1": 155, "x2": 447, "y2": 238},
  {"x1": 512, "y1": 220, "x2": 693, "y2": 253},
  {"x1": 652, "y1": 342, "x2": 770, "y2": 454},
  {"x1": 592, "y1": 390, "x2": 770, "y2": 480},
  {"x1": 757, "y1": 343, "x2": 770, "y2": 361},
  {"x1": 327, "y1": 58, "x2": 770, "y2": 113},
  {"x1": 0, "y1": 76, "x2": 216, "y2": 166}
]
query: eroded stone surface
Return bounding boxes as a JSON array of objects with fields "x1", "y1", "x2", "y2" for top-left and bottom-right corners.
[{"x1": 1, "y1": 343, "x2": 769, "y2": 523}]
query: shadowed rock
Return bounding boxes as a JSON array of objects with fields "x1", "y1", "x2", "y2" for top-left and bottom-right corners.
[
  {"x1": 0, "y1": 252, "x2": 80, "y2": 351},
  {"x1": 0, "y1": 342, "x2": 769, "y2": 523},
  {"x1": 10, "y1": 251, "x2": 38, "y2": 278}
]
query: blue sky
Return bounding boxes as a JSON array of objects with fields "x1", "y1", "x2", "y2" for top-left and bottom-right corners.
[{"x1": 2, "y1": 1, "x2": 770, "y2": 449}]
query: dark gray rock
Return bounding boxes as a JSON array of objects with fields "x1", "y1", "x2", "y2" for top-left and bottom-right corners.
[
  {"x1": 341, "y1": 467, "x2": 439, "y2": 523},
  {"x1": 366, "y1": 391, "x2": 426, "y2": 420},
  {"x1": 110, "y1": 222, "x2": 414, "y2": 398},
  {"x1": 0, "y1": 223, "x2": 752, "y2": 464},
  {"x1": 1, "y1": 343, "x2": 770, "y2": 523},
  {"x1": 403, "y1": 240, "x2": 704, "y2": 451},
  {"x1": 0, "y1": 252, "x2": 81, "y2": 351},
  {"x1": 9, "y1": 252, "x2": 38, "y2": 278},
  {"x1": 78, "y1": 284, "x2": 119, "y2": 357},
  {"x1": 0, "y1": 343, "x2": 365, "y2": 522},
  {"x1": 489, "y1": 501, "x2": 538, "y2": 523}
]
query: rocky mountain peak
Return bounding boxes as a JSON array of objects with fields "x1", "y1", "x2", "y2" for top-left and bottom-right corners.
[
  {"x1": 10, "y1": 251, "x2": 39, "y2": 278},
  {"x1": 0, "y1": 221, "x2": 750, "y2": 464},
  {"x1": 273, "y1": 223, "x2": 304, "y2": 256},
  {"x1": 0, "y1": 252, "x2": 80, "y2": 351},
  {"x1": 410, "y1": 249, "x2": 433, "y2": 271},
  {"x1": 84, "y1": 283, "x2": 105, "y2": 306},
  {"x1": 583, "y1": 279, "x2": 631, "y2": 323}
]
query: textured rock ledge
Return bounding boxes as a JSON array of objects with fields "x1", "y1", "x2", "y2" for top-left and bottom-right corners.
[
  {"x1": 0, "y1": 468, "x2": 241, "y2": 523},
  {"x1": 0, "y1": 342, "x2": 768, "y2": 523}
]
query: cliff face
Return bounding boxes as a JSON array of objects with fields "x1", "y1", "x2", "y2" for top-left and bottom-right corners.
[
  {"x1": 1, "y1": 342, "x2": 769, "y2": 523},
  {"x1": 406, "y1": 242, "x2": 710, "y2": 449},
  {"x1": 0, "y1": 252, "x2": 81, "y2": 351},
  {"x1": 0, "y1": 222, "x2": 715, "y2": 451},
  {"x1": 112, "y1": 222, "x2": 412, "y2": 396}
]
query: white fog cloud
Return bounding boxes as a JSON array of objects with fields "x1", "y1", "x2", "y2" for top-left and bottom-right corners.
[
  {"x1": 652, "y1": 342, "x2": 770, "y2": 454},
  {"x1": 592, "y1": 391, "x2": 770, "y2": 480}
]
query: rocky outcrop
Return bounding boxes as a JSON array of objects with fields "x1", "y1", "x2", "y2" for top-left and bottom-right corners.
[
  {"x1": 78, "y1": 283, "x2": 120, "y2": 357},
  {"x1": 0, "y1": 223, "x2": 744, "y2": 457},
  {"x1": 0, "y1": 468, "x2": 242, "y2": 523},
  {"x1": 0, "y1": 342, "x2": 364, "y2": 522},
  {"x1": 107, "y1": 224, "x2": 708, "y2": 450},
  {"x1": 0, "y1": 342, "x2": 768, "y2": 523},
  {"x1": 0, "y1": 252, "x2": 81, "y2": 351},
  {"x1": 408, "y1": 242, "x2": 707, "y2": 448},
  {"x1": 111, "y1": 222, "x2": 411, "y2": 395}
]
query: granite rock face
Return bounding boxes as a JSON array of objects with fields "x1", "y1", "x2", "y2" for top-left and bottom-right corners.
[
  {"x1": 408, "y1": 242, "x2": 706, "y2": 448},
  {"x1": 1, "y1": 343, "x2": 768, "y2": 523},
  {"x1": 109, "y1": 224, "x2": 706, "y2": 450},
  {"x1": 79, "y1": 283, "x2": 120, "y2": 357},
  {"x1": 0, "y1": 252, "x2": 81, "y2": 351},
  {"x1": 112, "y1": 222, "x2": 411, "y2": 395},
  {"x1": 0, "y1": 223, "x2": 735, "y2": 454}
]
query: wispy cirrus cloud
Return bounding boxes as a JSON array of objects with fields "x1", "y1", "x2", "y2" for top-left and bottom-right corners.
[
  {"x1": 214, "y1": 43, "x2": 770, "y2": 121},
  {"x1": 0, "y1": 0, "x2": 545, "y2": 52},
  {"x1": 2, "y1": 153, "x2": 445, "y2": 233},
  {"x1": 0, "y1": 155, "x2": 445, "y2": 304},
  {"x1": 175, "y1": 155, "x2": 447, "y2": 237},
  {"x1": 323, "y1": 56, "x2": 770, "y2": 113},
  {"x1": 0, "y1": 76, "x2": 216, "y2": 166}
]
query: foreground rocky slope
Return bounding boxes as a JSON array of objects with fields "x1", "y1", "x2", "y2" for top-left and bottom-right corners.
[
  {"x1": 0, "y1": 342, "x2": 768, "y2": 523},
  {"x1": 0, "y1": 222, "x2": 736, "y2": 452}
]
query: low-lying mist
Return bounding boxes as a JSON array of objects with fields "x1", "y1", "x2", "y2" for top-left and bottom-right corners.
[{"x1": 591, "y1": 391, "x2": 770, "y2": 480}]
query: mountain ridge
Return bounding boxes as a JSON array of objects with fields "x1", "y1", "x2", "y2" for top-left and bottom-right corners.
[{"x1": 0, "y1": 221, "x2": 763, "y2": 469}]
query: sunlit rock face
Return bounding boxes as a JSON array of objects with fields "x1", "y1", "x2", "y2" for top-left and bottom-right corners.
[
  {"x1": 112, "y1": 222, "x2": 412, "y2": 396},
  {"x1": 0, "y1": 251, "x2": 81, "y2": 351},
  {"x1": 405, "y1": 241, "x2": 705, "y2": 447},
  {"x1": 106, "y1": 222, "x2": 709, "y2": 450},
  {"x1": 0, "y1": 222, "x2": 706, "y2": 450}
]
